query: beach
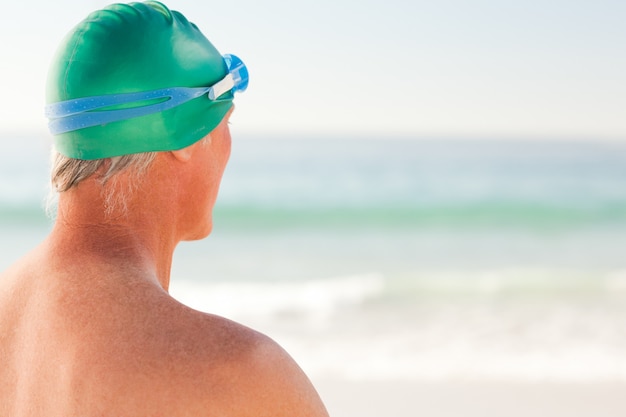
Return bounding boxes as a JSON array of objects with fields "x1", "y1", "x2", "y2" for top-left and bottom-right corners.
[
  {"x1": 2, "y1": 135, "x2": 626, "y2": 416},
  {"x1": 317, "y1": 380, "x2": 626, "y2": 417}
]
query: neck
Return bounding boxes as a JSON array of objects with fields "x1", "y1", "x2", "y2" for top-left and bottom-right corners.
[{"x1": 48, "y1": 170, "x2": 180, "y2": 291}]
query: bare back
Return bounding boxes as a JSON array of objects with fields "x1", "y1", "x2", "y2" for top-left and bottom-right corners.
[{"x1": 0, "y1": 246, "x2": 328, "y2": 417}]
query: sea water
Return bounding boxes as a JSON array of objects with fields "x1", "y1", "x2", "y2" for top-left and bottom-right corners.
[{"x1": 2, "y1": 134, "x2": 626, "y2": 382}]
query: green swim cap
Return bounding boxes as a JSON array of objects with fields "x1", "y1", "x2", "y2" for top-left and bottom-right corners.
[{"x1": 46, "y1": 1, "x2": 236, "y2": 160}]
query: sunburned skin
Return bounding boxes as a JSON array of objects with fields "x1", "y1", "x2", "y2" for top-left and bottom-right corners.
[{"x1": 0, "y1": 108, "x2": 329, "y2": 416}]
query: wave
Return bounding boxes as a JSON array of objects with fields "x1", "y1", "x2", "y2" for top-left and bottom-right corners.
[
  {"x1": 170, "y1": 273, "x2": 386, "y2": 322},
  {"x1": 170, "y1": 268, "x2": 626, "y2": 318},
  {"x1": 169, "y1": 269, "x2": 626, "y2": 383}
]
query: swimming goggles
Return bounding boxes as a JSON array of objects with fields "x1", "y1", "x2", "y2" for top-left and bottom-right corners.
[{"x1": 45, "y1": 54, "x2": 248, "y2": 135}]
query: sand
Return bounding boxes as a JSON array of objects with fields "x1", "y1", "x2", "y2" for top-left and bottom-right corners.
[{"x1": 315, "y1": 379, "x2": 626, "y2": 417}]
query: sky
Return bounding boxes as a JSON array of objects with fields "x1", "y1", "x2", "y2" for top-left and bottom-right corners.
[{"x1": 0, "y1": 0, "x2": 625, "y2": 140}]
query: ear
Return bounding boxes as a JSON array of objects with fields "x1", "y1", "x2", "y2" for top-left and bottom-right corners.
[{"x1": 170, "y1": 145, "x2": 194, "y2": 163}]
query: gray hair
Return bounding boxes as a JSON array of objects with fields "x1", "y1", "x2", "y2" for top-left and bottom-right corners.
[{"x1": 47, "y1": 150, "x2": 157, "y2": 217}]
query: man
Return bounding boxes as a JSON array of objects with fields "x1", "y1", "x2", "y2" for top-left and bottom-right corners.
[{"x1": 0, "y1": 2, "x2": 329, "y2": 416}]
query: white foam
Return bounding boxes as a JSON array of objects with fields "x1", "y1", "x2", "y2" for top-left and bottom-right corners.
[
  {"x1": 169, "y1": 273, "x2": 385, "y2": 324},
  {"x1": 170, "y1": 270, "x2": 626, "y2": 383},
  {"x1": 277, "y1": 303, "x2": 626, "y2": 383}
]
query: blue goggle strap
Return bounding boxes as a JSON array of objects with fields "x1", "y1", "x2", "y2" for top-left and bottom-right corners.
[
  {"x1": 46, "y1": 87, "x2": 210, "y2": 135},
  {"x1": 45, "y1": 54, "x2": 248, "y2": 135}
]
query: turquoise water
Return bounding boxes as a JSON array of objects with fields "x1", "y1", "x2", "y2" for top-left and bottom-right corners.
[
  {"x1": 2, "y1": 135, "x2": 626, "y2": 381},
  {"x1": 217, "y1": 138, "x2": 626, "y2": 230}
]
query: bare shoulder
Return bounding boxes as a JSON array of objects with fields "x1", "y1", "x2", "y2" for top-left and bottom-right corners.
[
  {"x1": 232, "y1": 329, "x2": 329, "y2": 417},
  {"x1": 177, "y1": 309, "x2": 329, "y2": 417}
]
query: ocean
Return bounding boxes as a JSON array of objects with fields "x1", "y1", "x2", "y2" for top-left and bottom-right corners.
[{"x1": 2, "y1": 134, "x2": 626, "y2": 384}]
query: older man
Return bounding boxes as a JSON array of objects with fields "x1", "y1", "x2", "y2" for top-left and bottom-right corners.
[{"x1": 0, "y1": 2, "x2": 328, "y2": 416}]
